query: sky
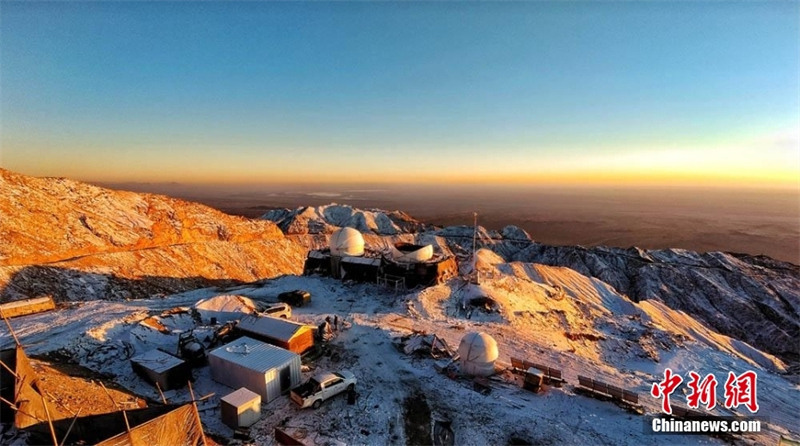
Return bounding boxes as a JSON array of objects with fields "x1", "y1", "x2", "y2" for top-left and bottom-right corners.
[{"x1": 1, "y1": 1, "x2": 798, "y2": 188}]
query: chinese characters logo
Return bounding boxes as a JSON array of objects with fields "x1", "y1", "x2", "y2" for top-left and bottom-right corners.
[{"x1": 651, "y1": 368, "x2": 758, "y2": 414}]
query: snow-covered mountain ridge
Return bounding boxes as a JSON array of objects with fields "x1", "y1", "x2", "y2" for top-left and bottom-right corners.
[
  {"x1": 262, "y1": 203, "x2": 433, "y2": 235},
  {"x1": 265, "y1": 203, "x2": 800, "y2": 367},
  {"x1": 0, "y1": 169, "x2": 304, "y2": 301}
]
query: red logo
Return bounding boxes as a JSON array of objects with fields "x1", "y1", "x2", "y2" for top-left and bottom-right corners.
[
  {"x1": 651, "y1": 369, "x2": 759, "y2": 414},
  {"x1": 723, "y1": 371, "x2": 759, "y2": 413},
  {"x1": 686, "y1": 371, "x2": 717, "y2": 410},
  {"x1": 651, "y1": 368, "x2": 683, "y2": 414}
]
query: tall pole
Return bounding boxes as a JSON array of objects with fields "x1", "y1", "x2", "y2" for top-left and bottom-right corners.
[{"x1": 472, "y1": 212, "x2": 478, "y2": 284}]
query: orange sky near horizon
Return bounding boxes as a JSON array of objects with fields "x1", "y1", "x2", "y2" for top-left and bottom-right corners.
[{"x1": 3, "y1": 130, "x2": 797, "y2": 190}]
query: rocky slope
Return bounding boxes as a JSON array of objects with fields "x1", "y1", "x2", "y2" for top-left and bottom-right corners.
[
  {"x1": 0, "y1": 169, "x2": 305, "y2": 301},
  {"x1": 512, "y1": 244, "x2": 800, "y2": 364},
  {"x1": 265, "y1": 203, "x2": 800, "y2": 366},
  {"x1": 263, "y1": 203, "x2": 434, "y2": 235}
]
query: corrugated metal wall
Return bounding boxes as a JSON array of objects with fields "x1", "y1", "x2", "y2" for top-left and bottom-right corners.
[
  {"x1": 262, "y1": 354, "x2": 302, "y2": 401},
  {"x1": 209, "y1": 339, "x2": 302, "y2": 403}
]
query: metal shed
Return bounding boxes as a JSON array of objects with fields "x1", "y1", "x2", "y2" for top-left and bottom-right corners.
[
  {"x1": 209, "y1": 337, "x2": 301, "y2": 402},
  {"x1": 237, "y1": 315, "x2": 316, "y2": 354},
  {"x1": 220, "y1": 387, "x2": 261, "y2": 428},
  {"x1": 130, "y1": 349, "x2": 191, "y2": 390}
]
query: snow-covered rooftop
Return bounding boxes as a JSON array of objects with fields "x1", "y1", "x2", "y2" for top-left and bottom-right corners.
[
  {"x1": 208, "y1": 336, "x2": 299, "y2": 373},
  {"x1": 237, "y1": 315, "x2": 314, "y2": 341}
]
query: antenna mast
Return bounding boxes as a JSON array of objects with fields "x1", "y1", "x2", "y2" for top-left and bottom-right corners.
[{"x1": 472, "y1": 212, "x2": 479, "y2": 284}]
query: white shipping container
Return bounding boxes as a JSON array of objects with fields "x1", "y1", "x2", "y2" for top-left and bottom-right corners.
[{"x1": 209, "y1": 337, "x2": 301, "y2": 402}]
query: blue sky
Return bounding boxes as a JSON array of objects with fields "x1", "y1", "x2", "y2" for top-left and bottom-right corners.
[{"x1": 1, "y1": 1, "x2": 798, "y2": 186}]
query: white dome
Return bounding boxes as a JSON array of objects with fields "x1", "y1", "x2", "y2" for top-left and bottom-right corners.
[
  {"x1": 329, "y1": 227, "x2": 365, "y2": 257},
  {"x1": 457, "y1": 332, "x2": 499, "y2": 377},
  {"x1": 390, "y1": 244, "x2": 434, "y2": 263}
]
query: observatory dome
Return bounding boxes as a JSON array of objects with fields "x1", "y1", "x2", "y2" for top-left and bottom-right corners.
[
  {"x1": 329, "y1": 227, "x2": 365, "y2": 257},
  {"x1": 457, "y1": 331, "x2": 499, "y2": 377},
  {"x1": 390, "y1": 243, "x2": 434, "y2": 263}
]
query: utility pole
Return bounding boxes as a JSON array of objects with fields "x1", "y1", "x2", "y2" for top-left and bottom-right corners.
[{"x1": 472, "y1": 212, "x2": 479, "y2": 284}]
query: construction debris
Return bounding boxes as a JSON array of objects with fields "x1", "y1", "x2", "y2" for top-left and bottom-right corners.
[
  {"x1": 1, "y1": 345, "x2": 66, "y2": 429},
  {"x1": 0, "y1": 342, "x2": 214, "y2": 446},
  {"x1": 399, "y1": 334, "x2": 454, "y2": 359},
  {"x1": 139, "y1": 316, "x2": 170, "y2": 334},
  {"x1": 95, "y1": 403, "x2": 212, "y2": 446},
  {"x1": 275, "y1": 427, "x2": 306, "y2": 446}
]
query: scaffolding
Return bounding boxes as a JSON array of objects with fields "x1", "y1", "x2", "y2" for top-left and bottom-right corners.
[{"x1": 377, "y1": 274, "x2": 406, "y2": 292}]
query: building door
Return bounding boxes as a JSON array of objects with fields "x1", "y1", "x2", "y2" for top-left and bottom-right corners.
[{"x1": 280, "y1": 366, "x2": 291, "y2": 393}]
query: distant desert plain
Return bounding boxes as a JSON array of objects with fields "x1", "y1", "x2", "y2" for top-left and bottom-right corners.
[{"x1": 101, "y1": 182, "x2": 800, "y2": 265}]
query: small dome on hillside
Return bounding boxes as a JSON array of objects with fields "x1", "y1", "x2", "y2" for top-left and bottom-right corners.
[
  {"x1": 329, "y1": 227, "x2": 365, "y2": 257},
  {"x1": 457, "y1": 331, "x2": 499, "y2": 376}
]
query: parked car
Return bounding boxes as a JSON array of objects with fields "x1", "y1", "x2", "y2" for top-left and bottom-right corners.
[
  {"x1": 260, "y1": 302, "x2": 292, "y2": 319},
  {"x1": 290, "y1": 370, "x2": 356, "y2": 409},
  {"x1": 278, "y1": 290, "x2": 311, "y2": 307}
]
